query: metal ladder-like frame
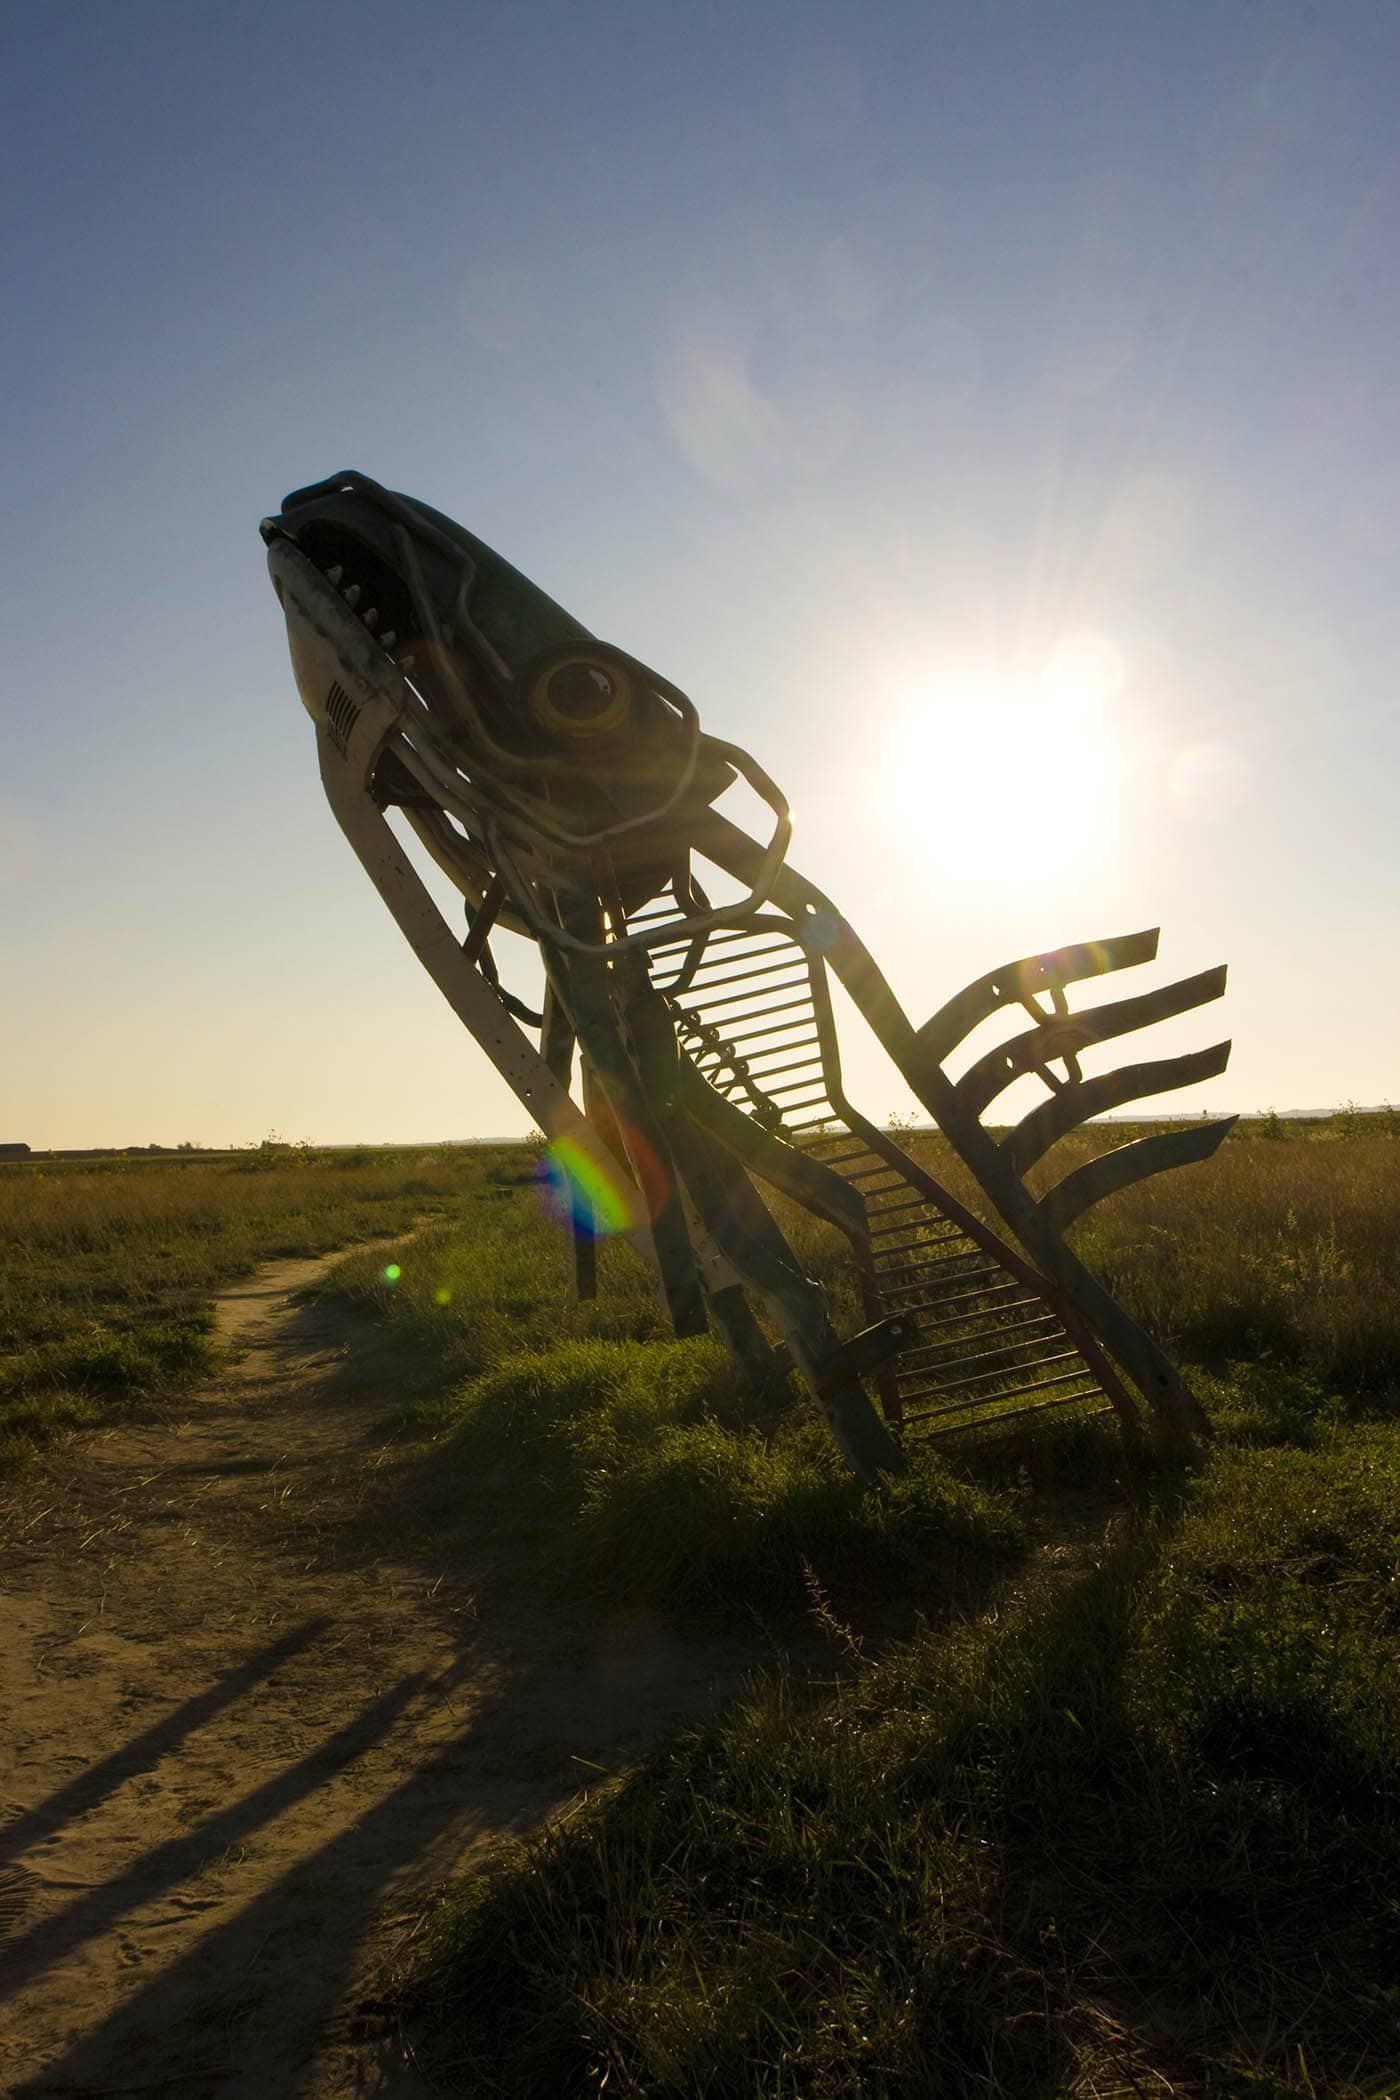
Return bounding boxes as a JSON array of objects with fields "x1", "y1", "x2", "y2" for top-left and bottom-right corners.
[{"x1": 643, "y1": 909, "x2": 1112, "y2": 1443}]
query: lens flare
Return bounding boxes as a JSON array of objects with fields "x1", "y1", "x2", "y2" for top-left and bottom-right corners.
[
  {"x1": 383, "y1": 1263, "x2": 402, "y2": 1284},
  {"x1": 536, "y1": 1135, "x2": 643, "y2": 1238}
]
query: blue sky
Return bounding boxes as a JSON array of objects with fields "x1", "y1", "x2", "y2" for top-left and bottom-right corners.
[{"x1": 5, "y1": 0, "x2": 1398, "y2": 1145}]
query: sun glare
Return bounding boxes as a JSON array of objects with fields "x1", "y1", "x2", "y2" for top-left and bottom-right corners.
[{"x1": 886, "y1": 633, "x2": 1126, "y2": 883}]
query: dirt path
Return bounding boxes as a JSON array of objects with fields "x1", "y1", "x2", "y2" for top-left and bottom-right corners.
[{"x1": 0, "y1": 1250, "x2": 760, "y2": 2098}]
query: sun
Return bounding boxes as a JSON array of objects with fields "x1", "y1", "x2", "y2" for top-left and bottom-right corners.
[{"x1": 885, "y1": 635, "x2": 1126, "y2": 883}]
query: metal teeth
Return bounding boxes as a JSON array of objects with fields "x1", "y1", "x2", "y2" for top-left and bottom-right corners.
[
  {"x1": 326, "y1": 564, "x2": 344, "y2": 586},
  {"x1": 343, "y1": 584, "x2": 361, "y2": 608},
  {"x1": 363, "y1": 607, "x2": 378, "y2": 629}
]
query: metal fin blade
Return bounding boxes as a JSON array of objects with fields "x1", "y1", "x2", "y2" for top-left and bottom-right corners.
[
  {"x1": 917, "y1": 929, "x2": 1160, "y2": 1069},
  {"x1": 1001, "y1": 1041, "x2": 1233, "y2": 1181},
  {"x1": 1038, "y1": 1116, "x2": 1238, "y2": 1236},
  {"x1": 955, "y1": 964, "x2": 1228, "y2": 1121}
]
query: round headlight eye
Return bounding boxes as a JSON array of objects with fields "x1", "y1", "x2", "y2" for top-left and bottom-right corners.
[{"x1": 526, "y1": 648, "x2": 633, "y2": 738}]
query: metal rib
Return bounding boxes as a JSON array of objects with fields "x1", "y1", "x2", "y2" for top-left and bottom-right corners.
[
  {"x1": 953, "y1": 965, "x2": 1229, "y2": 1120},
  {"x1": 1038, "y1": 1116, "x2": 1238, "y2": 1235},
  {"x1": 916, "y1": 929, "x2": 1161, "y2": 1069}
]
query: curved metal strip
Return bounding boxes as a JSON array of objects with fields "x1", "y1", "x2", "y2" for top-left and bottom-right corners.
[
  {"x1": 1039, "y1": 1117, "x2": 1238, "y2": 1237},
  {"x1": 956, "y1": 965, "x2": 1228, "y2": 1121},
  {"x1": 917, "y1": 930, "x2": 1161, "y2": 1070},
  {"x1": 1001, "y1": 1041, "x2": 1233, "y2": 1181}
]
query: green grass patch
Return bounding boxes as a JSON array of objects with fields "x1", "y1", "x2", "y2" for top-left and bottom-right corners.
[
  {"x1": 0, "y1": 1145, "x2": 497, "y2": 1471},
  {"x1": 414, "y1": 1336, "x2": 1023, "y2": 1612},
  {"x1": 406, "y1": 1383, "x2": 1400, "y2": 2096}
]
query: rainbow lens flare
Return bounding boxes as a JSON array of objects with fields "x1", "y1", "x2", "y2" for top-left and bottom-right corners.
[{"x1": 536, "y1": 1136, "x2": 640, "y2": 1238}]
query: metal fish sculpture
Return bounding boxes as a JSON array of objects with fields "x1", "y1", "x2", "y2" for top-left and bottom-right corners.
[{"x1": 261, "y1": 471, "x2": 1233, "y2": 1482}]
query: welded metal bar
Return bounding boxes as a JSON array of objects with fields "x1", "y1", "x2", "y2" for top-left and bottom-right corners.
[
  {"x1": 867, "y1": 1219, "x2": 962, "y2": 1251},
  {"x1": 897, "y1": 1313, "x2": 1062, "y2": 1370},
  {"x1": 678, "y1": 949, "x2": 801, "y2": 993},
  {"x1": 680, "y1": 986, "x2": 811, "y2": 1025},
  {"x1": 866, "y1": 1194, "x2": 933, "y2": 1221},
  {"x1": 917, "y1": 1390, "x2": 1109, "y2": 1440},
  {"x1": 670, "y1": 1055, "x2": 868, "y2": 1239},
  {"x1": 740, "y1": 1033, "x2": 822, "y2": 1067},
  {"x1": 749, "y1": 1057, "x2": 825, "y2": 1087},
  {"x1": 689, "y1": 1014, "x2": 817, "y2": 1050},
  {"x1": 678, "y1": 992, "x2": 812, "y2": 1030},
  {"x1": 650, "y1": 918, "x2": 796, "y2": 955},
  {"x1": 905, "y1": 1369, "x2": 1103, "y2": 1425},
  {"x1": 898, "y1": 1348, "x2": 1083, "y2": 1405},
  {"x1": 895, "y1": 1281, "x2": 1031, "y2": 1321},
  {"x1": 874, "y1": 1247, "x2": 992, "y2": 1286}
]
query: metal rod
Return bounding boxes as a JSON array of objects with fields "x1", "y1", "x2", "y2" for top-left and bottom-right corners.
[
  {"x1": 651, "y1": 922, "x2": 788, "y2": 955},
  {"x1": 905, "y1": 1370, "x2": 1103, "y2": 1426},
  {"x1": 897, "y1": 1314, "x2": 1061, "y2": 1369},
  {"x1": 898, "y1": 1347, "x2": 1083, "y2": 1404},
  {"x1": 678, "y1": 944, "x2": 796, "y2": 987},
  {"x1": 679, "y1": 990, "x2": 812, "y2": 1028},
  {"x1": 916, "y1": 1391, "x2": 1108, "y2": 1439},
  {"x1": 866, "y1": 1195, "x2": 933, "y2": 1226},
  {"x1": 874, "y1": 1247, "x2": 992, "y2": 1285},
  {"x1": 688, "y1": 1014, "x2": 817, "y2": 1051},
  {"x1": 744, "y1": 1055, "x2": 824, "y2": 1085},
  {"x1": 742, "y1": 1028, "x2": 821, "y2": 1058},
  {"x1": 867, "y1": 1219, "x2": 961, "y2": 1250},
  {"x1": 891, "y1": 1279, "x2": 1029, "y2": 1319},
  {"x1": 678, "y1": 973, "x2": 810, "y2": 1017}
]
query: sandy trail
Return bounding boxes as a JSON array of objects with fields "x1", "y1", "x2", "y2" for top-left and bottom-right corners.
[{"x1": 0, "y1": 1249, "x2": 758, "y2": 2097}]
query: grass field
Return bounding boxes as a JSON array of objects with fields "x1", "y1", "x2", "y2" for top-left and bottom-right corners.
[
  {"x1": 6, "y1": 1119, "x2": 1399, "y2": 2093},
  {"x1": 0, "y1": 1142, "x2": 502, "y2": 1472}
]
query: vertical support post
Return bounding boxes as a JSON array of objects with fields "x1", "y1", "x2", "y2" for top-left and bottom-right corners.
[
  {"x1": 556, "y1": 896, "x2": 709, "y2": 1340},
  {"x1": 540, "y1": 982, "x2": 596, "y2": 1303}
]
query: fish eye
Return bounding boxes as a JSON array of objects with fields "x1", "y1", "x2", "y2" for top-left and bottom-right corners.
[{"x1": 527, "y1": 650, "x2": 633, "y2": 738}]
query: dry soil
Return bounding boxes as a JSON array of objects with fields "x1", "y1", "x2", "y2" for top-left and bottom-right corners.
[{"x1": 0, "y1": 1248, "x2": 761, "y2": 2097}]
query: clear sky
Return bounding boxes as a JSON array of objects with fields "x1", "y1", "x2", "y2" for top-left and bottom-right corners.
[{"x1": 5, "y1": 0, "x2": 1398, "y2": 1147}]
